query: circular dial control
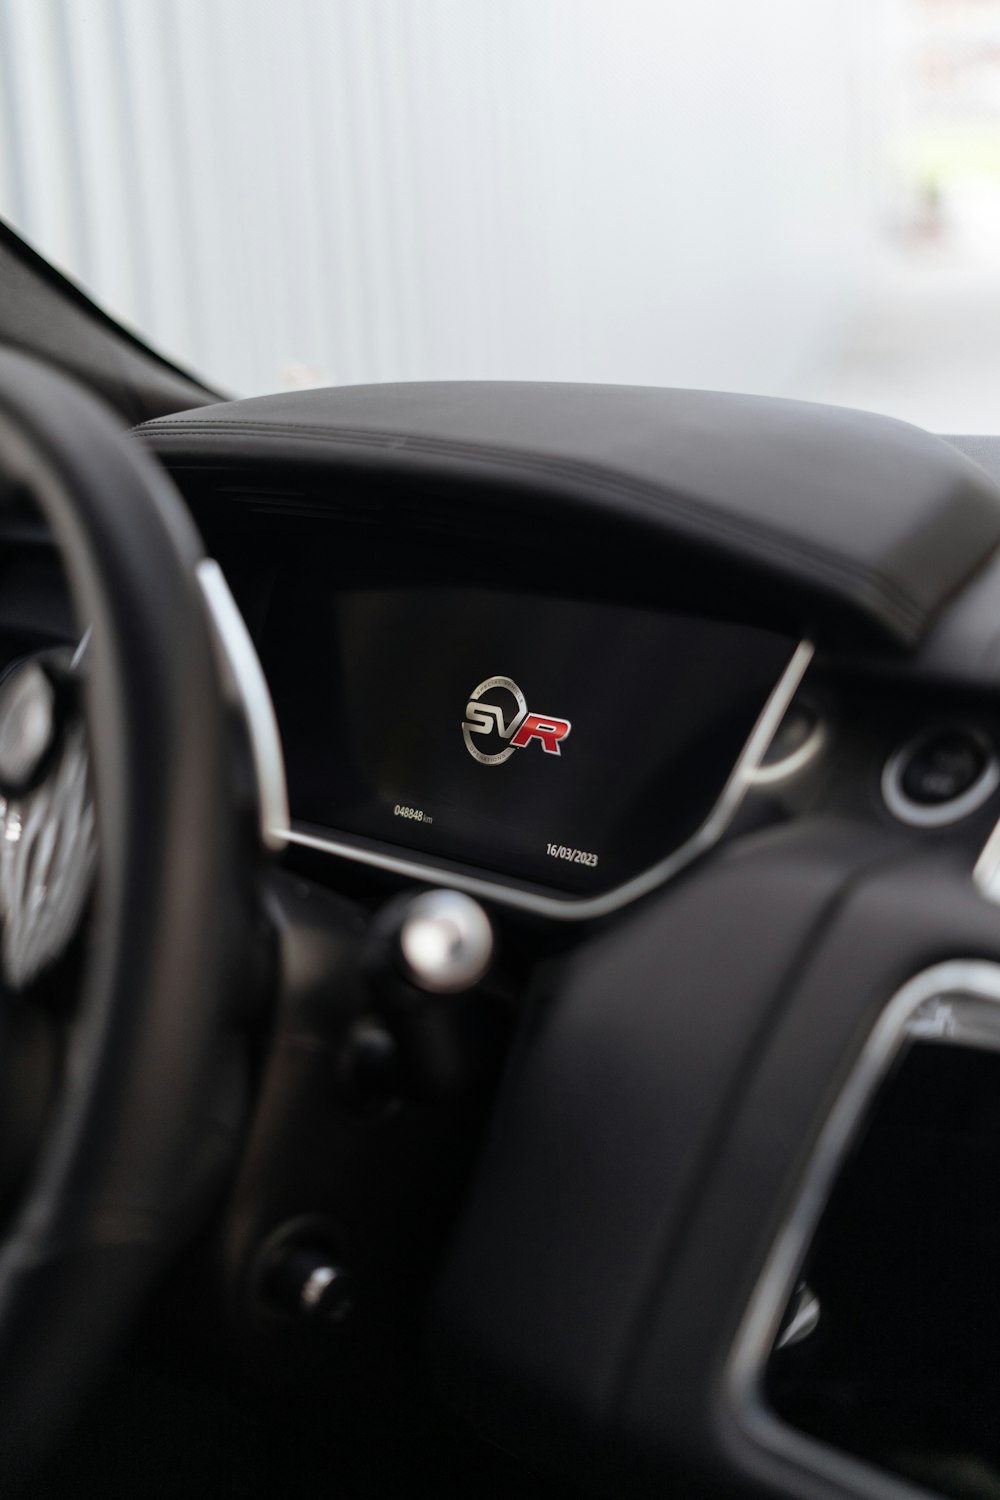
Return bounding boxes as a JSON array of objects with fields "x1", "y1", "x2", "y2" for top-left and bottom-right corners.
[
  {"x1": 882, "y1": 725, "x2": 1000, "y2": 828},
  {"x1": 900, "y1": 730, "x2": 987, "y2": 806}
]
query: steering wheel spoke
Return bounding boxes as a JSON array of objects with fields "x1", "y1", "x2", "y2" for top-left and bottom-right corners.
[{"x1": 430, "y1": 815, "x2": 1000, "y2": 1498}]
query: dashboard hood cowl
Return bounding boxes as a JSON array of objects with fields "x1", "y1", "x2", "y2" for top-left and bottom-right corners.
[{"x1": 133, "y1": 381, "x2": 1000, "y2": 650}]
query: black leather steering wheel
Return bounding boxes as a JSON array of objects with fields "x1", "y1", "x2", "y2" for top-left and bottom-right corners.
[{"x1": 0, "y1": 350, "x2": 253, "y2": 1470}]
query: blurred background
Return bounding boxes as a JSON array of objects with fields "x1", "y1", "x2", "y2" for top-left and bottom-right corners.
[{"x1": 0, "y1": 0, "x2": 999, "y2": 430}]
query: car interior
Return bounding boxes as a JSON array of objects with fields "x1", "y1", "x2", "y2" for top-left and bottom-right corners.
[{"x1": 4, "y1": 197, "x2": 1000, "y2": 1500}]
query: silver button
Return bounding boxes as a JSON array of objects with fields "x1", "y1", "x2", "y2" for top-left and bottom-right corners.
[{"x1": 398, "y1": 890, "x2": 493, "y2": 993}]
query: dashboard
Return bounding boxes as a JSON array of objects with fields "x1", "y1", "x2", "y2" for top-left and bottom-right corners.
[{"x1": 130, "y1": 381, "x2": 1000, "y2": 933}]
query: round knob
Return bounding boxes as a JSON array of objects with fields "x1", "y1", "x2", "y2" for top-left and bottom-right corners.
[
  {"x1": 269, "y1": 1246, "x2": 355, "y2": 1324},
  {"x1": 397, "y1": 890, "x2": 493, "y2": 994}
]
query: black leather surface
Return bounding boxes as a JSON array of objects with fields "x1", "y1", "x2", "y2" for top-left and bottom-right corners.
[
  {"x1": 430, "y1": 822, "x2": 902, "y2": 1464},
  {"x1": 135, "y1": 382, "x2": 1000, "y2": 648},
  {"x1": 621, "y1": 848, "x2": 1000, "y2": 1499},
  {"x1": 431, "y1": 822, "x2": 1000, "y2": 1497},
  {"x1": 0, "y1": 350, "x2": 247, "y2": 1468}
]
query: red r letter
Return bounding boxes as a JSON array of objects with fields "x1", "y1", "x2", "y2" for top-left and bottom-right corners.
[{"x1": 510, "y1": 714, "x2": 572, "y2": 755}]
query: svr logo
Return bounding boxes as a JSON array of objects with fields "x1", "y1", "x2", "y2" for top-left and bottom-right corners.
[{"x1": 462, "y1": 675, "x2": 571, "y2": 766}]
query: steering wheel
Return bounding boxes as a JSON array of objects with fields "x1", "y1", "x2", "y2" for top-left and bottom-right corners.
[{"x1": 0, "y1": 350, "x2": 258, "y2": 1471}]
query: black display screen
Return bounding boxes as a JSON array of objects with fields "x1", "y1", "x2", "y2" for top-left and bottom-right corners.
[{"x1": 261, "y1": 583, "x2": 794, "y2": 895}]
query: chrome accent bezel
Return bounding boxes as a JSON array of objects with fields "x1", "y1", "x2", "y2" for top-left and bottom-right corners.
[
  {"x1": 727, "y1": 958, "x2": 1000, "y2": 1500},
  {"x1": 276, "y1": 639, "x2": 814, "y2": 923},
  {"x1": 746, "y1": 704, "x2": 825, "y2": 786},
  {"x1": 881, "y1": 725, "x2": 999, "y2": 829},
  {"x1": 973, "y1": 798, "x2": 1000, "y2": 900},
  {"x1": 196, "y1": 558, "x2": 290, "y2": 852}
]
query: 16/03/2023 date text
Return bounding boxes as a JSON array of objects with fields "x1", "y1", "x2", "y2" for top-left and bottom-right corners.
[{"x1": 546, "y1": 843, "x2": 598, "y2": 868}]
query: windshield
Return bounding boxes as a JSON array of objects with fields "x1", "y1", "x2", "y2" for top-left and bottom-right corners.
[{"x1": 1, "y1": 0, "x2": 998, "y2": 432}]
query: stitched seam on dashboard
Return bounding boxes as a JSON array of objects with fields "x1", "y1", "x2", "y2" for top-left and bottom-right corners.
[{"x1": 131, "y1": 419, "x2": 927, "y2": 632}]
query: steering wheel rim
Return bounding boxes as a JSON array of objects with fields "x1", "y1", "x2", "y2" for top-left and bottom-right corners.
[{"x1": 0, "y1": 349, "x2": 252, "y2": 1467}]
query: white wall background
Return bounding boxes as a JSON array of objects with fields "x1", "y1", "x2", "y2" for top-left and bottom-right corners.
[{"x1": 0, "y1": 0, "x2": 885, "y2": 399}]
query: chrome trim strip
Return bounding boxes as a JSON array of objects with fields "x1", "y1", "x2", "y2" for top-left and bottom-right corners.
[
  {"x1": 276, "y1": 640, "x2": 814, "y2": 922},
  {"x1": 196, "y1": 558, "x2": 289, "y2": 852},
  {"x1": 773, "y1": 1282, "x2": 820, "y2": 1352},
  {"x1": 746, "y1": 713, "x2": 825, "y2": 787},
  {"x1": 727, "y1": 958, "x2": 1000, "y2": 1500},
  {"x1": 70, "y1": 625, "x2": 92, "y2": 671},
  {"x1": 882, "y1": 726, "x2": 1000, "y2": 830},
  {"x1": 973, "y1": 801, "x2": 1000, "y2": 900}
]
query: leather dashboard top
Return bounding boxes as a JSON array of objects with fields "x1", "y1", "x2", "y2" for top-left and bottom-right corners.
[{"x1": 134, "y1": 381, "x2": 1000, "y2": 649}]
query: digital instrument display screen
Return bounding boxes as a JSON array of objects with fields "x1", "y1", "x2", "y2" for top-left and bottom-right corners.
[{"x1": 261, "y1": 584, "x2": 794, "y2": 895}]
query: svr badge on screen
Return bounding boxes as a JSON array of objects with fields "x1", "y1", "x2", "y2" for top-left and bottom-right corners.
[{"x1": 461, "y1": 676, "x2": 571, "y2": 766}]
